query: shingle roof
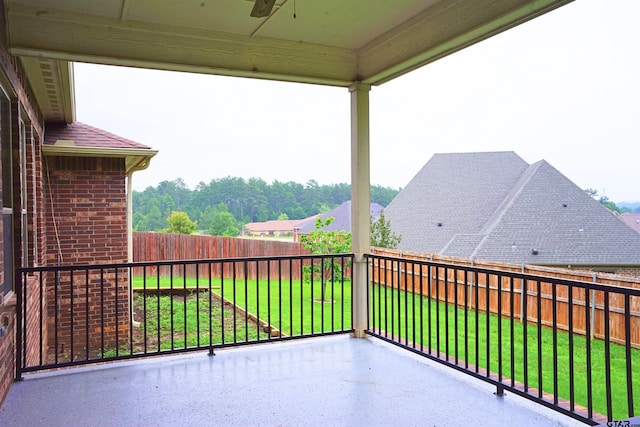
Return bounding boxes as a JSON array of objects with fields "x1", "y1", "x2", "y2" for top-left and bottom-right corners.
[
  {"x1": 244, "y1": 219, "x2": 309, "y2": 232},
  {"x1": 297, "y1": 201, "x2": 384, "y2": 234},
  {"x1": 385, "y1": 152, "x2": 640, "y2": 266},
  {"x1": 620, "y1": 213, "x2": 640, "y2": 235},
  {"x1": 44, "y1": 122, "x2": 151, "y2": 149},
  {"x1": 384, "y1": 151, "x2": 529, "y2": 254}
]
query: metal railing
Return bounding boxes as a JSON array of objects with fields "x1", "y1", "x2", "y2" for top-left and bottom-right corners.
[
  {"x1": 17, "y1": 254, "x2": 353, "y2": 376},
  {"x1": 365, "y1": 253, "x2": 639, "y2": 425},
  {"x1": 16, "y1": 251, "x2": 640, "y2": 424}
]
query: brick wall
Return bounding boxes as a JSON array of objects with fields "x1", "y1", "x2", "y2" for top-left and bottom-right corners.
[
  {"x1": 0, "y1": 309, "x2": 14, "y2": 405},
  {"x1": 44, "y1": 156, "x2": 130, "y2": 356},
  {"x1": 0, "y1": 0, "x2": 45, "y2": 406}
]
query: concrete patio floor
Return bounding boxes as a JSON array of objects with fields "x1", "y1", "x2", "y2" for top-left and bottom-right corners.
[{"x1": 0, "y1": 335, "x2": 584, "y2": 426}]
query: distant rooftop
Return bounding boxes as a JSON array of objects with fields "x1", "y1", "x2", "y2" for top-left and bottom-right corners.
[
  {"x1": 385, "y1": 151, "x2": 640, "y2": 266},
  {"x1": 244, "y1": 219, "x2": 310, "y2": 233},
  {"x1": 297, "y1": 201, "x2": 384, "y2": 234},
  {"x1": 620, "y1": 213, "x2": 640, "y2": 235}
]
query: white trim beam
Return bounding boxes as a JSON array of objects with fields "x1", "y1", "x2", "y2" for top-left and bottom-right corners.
[
  {"x1": 7, "y1": 3, "x2": 357, "y2": 87},
  {"x1": 359, "y1": 0, "x2": 574, "y2": 85},
  {"x1": 7, "y1": 1, "x2": 572, "y2": 88}
]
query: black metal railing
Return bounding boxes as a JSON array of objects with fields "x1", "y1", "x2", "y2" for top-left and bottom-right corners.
[
  {"x1": 17, "y1": 251, "x2": 639, "y2": 424},
  {"x1": 365, "y1": 253, "x2": 639, "y2": 425},
  {"x1": 16, "y1": 254, "x2": 353, "y2": 376}
]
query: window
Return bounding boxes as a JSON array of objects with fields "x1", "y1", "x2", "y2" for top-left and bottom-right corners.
[
  {"x1": 19, "y1": 119, "x2": 28, "y2": 268},
  {"x1": 1, "y1": 88, "x2": 12, "y2": 295}
]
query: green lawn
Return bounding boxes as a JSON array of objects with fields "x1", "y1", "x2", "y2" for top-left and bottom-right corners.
[
  {"x1": 132, "y1": 292, "x2": 268, "y2": 350},
  {"x1": 131, "y1": 275, "x2": 637, "y2": 420},
  {"x1": 132, "y1": 275, "x2": 353, "y2": 339},
  {"x1": 370, "y1": 284, "x2": 640, "y2": 420}
]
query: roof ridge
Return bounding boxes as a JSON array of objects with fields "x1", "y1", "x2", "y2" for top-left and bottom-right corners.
[
  {"x1": 440, "y1": 233, "x2": 484, "y2": 254},
  {"x1": 470, "y1": 160, "x2": 545, "y2": 258}
]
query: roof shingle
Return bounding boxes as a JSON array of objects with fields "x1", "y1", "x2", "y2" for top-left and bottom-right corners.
[
  {"x1": 297, "y1": 201, "x2": 383, "y2": 234},
  {"x1": 44, "y1": 122, "x2": 151, "y2": 150},
  {"x1": 385, "y1": 152, "x2": 640, "y2": 266}
]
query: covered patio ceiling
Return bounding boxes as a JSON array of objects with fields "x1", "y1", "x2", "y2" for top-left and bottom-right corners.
[{"x1": 6, "y1": 0, "x2": 573, "y2": 123}]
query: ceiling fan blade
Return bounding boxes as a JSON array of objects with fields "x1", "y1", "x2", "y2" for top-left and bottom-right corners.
[{"x1": 250, "y1": 0, "x2": 276, "y2": 18}]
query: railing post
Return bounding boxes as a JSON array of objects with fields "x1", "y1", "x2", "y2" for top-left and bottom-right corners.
[{"x1": 15, "y1": 270, "x2": 23, "y2": 381}]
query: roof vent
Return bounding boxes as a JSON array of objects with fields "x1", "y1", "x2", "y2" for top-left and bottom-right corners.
[
  {"x1": 437, "y1": 222, "x2": 442, "y2": 227},
  {"x1": 562, "y1": 203, "x2": 567, "y2": 208},
  {"x1": 531, "y1": 249, "x2": 539, "y2": 255}
]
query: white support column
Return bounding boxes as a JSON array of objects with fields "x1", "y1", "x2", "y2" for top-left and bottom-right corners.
[{"x1": 349, "y1": 82, "x2": 371, "y2": 338}]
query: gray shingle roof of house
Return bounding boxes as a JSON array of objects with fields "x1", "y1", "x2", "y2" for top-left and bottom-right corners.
[
  {"x1": 385, "y1": 151, "x2": 640, "y2": 266},
  {"x1": 297, "y1": 201, "x2": 384, "y2": 234},
  {"x1": 620, "y1": 213, "x2": 640, "y2": 235}
]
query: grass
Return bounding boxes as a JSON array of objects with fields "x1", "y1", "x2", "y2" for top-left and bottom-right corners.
[
  {"x1": 132, "y1": 292, "x2": 267, "y2": 350},
  {"x1": 131, "y1": 275, "x2": 637, "y2": 420},
  {"x1": 216, "y1": 276, "x2": 352, "y2": 336},
  {"x1": 370, "y1": 284, "x2": 640, "y2": 420},
  {"x1": 132, "y1": 275, "x2": 353, "y2": 338}
]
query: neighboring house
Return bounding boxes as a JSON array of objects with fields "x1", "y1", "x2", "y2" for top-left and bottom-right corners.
[
  {"x1": 243, "y1": 219, "x2": 310, "y2": 238},
  {"x1": 296, "y1": 201, "x2": 384, "y2": 236},
  {"x1": 384, "y1": 151, "x2": 640, "y2": 274},
  {"x1": 620, "y1": 213, "x2": 640, "y2": 235}
]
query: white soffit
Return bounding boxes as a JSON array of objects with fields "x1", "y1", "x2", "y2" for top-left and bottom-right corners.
[{"x1": 6, "y1": 0, "x2": 574, "y2": 121}]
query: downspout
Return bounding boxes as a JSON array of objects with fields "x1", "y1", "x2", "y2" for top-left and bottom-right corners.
[
  {"x1": 126, "y1": 154, "x2": 156, "y2": 327},
  {"x1": 127, "y1": 171, "x2": 133, "y2": 263},
  {"x1": 125, "y1": 153, "x2": 156, "y2": 261},
  {"x1": 126, "y1": 171, "x2": 138, "y2": 327}
]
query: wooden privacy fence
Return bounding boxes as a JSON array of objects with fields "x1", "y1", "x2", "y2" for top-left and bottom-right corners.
[
  {"x1": 370, "y1": 248, "x2": 640, "y2": 349},
  {"x1": 133, "y1": 232, "x2": 310, "y2": 280}
]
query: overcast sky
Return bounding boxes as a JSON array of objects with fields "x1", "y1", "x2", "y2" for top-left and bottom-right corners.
[{"x1": 74, "y1": 0, "x2": 639, "y2": 203}]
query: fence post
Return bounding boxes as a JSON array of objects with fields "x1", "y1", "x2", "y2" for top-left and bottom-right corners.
[
  {"x1": 468, "y1": 258, "x2": 474, "y2": 309},
  {"x1": 520, "y1": 264, "x2": 525, "y2": 324},
  {"x1": 590, "y1": 274, "x2": 597, "y2": 339}
]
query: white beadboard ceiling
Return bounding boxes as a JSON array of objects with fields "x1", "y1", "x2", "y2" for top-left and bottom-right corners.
[{"x1": 5, "y1": 0, "x2": 573, "y2": 122}]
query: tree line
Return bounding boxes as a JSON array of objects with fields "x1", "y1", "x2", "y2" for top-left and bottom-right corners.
[
  {"x1": 132, "y1": 177, "x2": 400, "y2": 233},
  {"x1": 585, "y1": 188, "x2": 638, "y2": 214}
]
